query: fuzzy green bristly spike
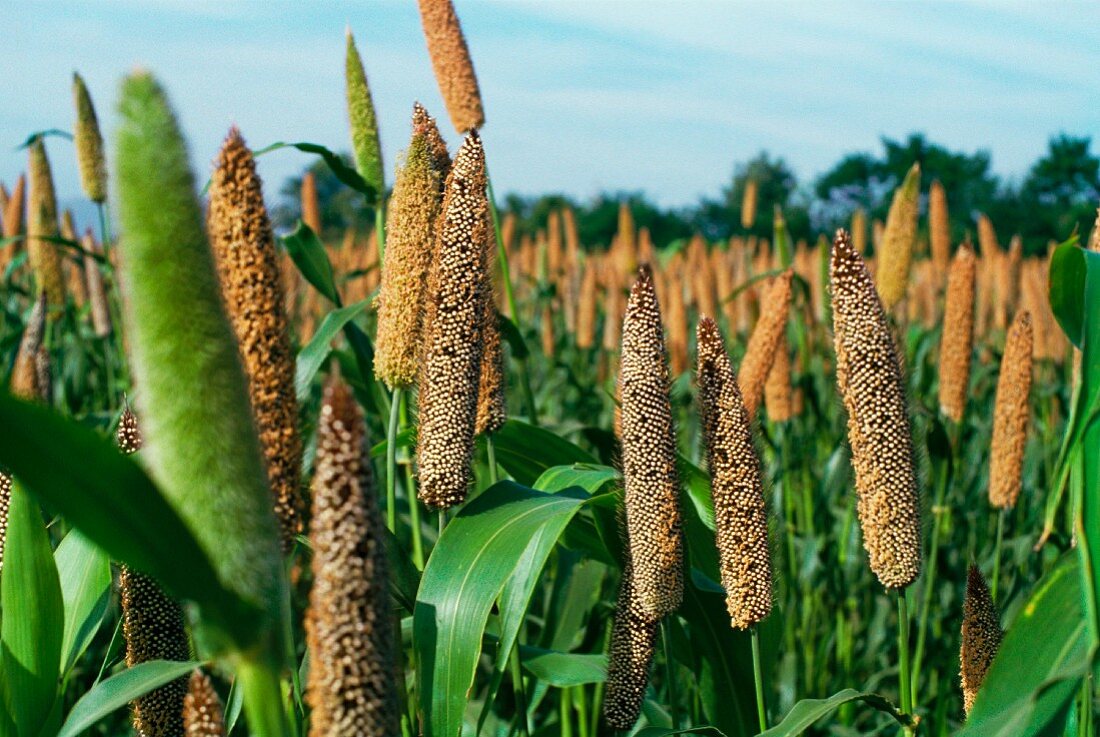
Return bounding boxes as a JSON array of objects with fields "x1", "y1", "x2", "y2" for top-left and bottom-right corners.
[
  {"x1": 114, "y1": 71, "x2": 286, "y2": 655},
  {"x1": 346, "y1": 29, "x2": 384, "y2": 199},
  {"x1": 73, "y1": 72, "x2": 107, "y2": 203}
]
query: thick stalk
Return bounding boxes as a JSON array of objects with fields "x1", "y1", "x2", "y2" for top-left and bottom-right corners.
[
  {"x1": 238, "y1": 658, "x2": 292, "y2": 737},
  {"x1": 662, "y1": 619, "x2": 680, "y2": 728},
  {"x1": 560, "y1": 686, "x2": 573, "y2": 737},
  {"x1": 897, "y1": 591, "x2": 915, "y2": 736},
  {"x1": 386, "y1": 387, "x2": 402, "y2": 533},
  {"x1": 399, "y1": 394, "x2": 425, "y2": 569},
  {"x1": 751, "y1": 626, "x2": 768, "y2": 734}
]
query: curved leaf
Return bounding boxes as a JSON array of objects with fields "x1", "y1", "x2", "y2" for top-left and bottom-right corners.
[
  {"x1": 55, "y1": 530, "x2": 112, "y2": 675},
  {"x1": 282, "y1": 221, "x2": 340, "y2": 306},
  {"x1": 519, "y1": 647, "x2": 606, "y2": 687},
  {"x1": 1, "y1": 482, "x2": 63, "y2": 735},
  {"x1": 759, "y1": 689, "x2": 909, "y2": 736},
  {"x1": 254, "y1": 141, "x2": 378, "y2": 205},
  {"x1": 295, "y1": 299, "x2": 370, "y2": 400},
  {"x1": 56, "y1": 660, "x2": 202, "y2": 737},
  {"x1": 413, "y1": 481, "x2": 587, "y2": 737},
  {"x1": 1048, "y1": 239, "x2": 1086, "y2": 348},
  {"x1": 489, "y1": 421, "x2": 596, "y2": 486}
]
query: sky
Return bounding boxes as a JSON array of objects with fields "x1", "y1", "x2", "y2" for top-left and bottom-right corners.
[{"x1": 4, "y1": 0, "x2": 1100, "y2": 226}]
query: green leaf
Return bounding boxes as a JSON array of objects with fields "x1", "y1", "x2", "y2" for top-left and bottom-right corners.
[
  {"x1": 498, "y1": 314, "x2": 530, "y2": 360},
  {"x1": 489, "y1": 421, "x2": 597, "y2": 486},
  {"x1": 519, "y1": 647, "x2": 606, "y2": 686},
  {"x1": 17, "y1": 129, "x2": 73, "y2": 148},
  {"x1": 1048, "y1": 238, "x2": 1086, "y2": 348},
  {"x1": 282, "y1": 222, "x2": 341, "y2": 306},
  {"x1": 254, "y1": 141, "x2": 378, "y2": 205},
  {"x1": 759, "y1": 689, "x2": 909, "y2": 736},
  {"x1": 413, "y1": 481, "x2": 587, "y2": 737},
  {"x1": 55, "y1": 530, "x2": 112, "y2": 675},
  {"x1": 1074, "y1": 249, "x2": 1100, "y2": 643},
  {"x1": 0, "y1": 393, "x2": 257, "y2": 646},
  {"x1": 635, "y1": 728, "x2": 728, "y2": 737},
  {"x1": 959, "y1": 555, "x2": 1092, "y2": 737},
  {"x1": 533, "y1": 464, "x2": 620, "y2": 495},
  {"x1": 295, "y1": 299, "x2": 370, "y2": 400},
  {"x1": 1, "y1": 482, "x2": 63, "y2": 735},
  {"x1": 56, "y1": 660, "x2": 201, "y2": 737}
]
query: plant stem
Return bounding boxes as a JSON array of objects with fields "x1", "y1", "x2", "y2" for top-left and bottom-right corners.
[
  {"x1": 897, "y1": 590, "x2": 916, "y2": 735},
  {"x1": 991, "y1": 509, "x2": 1005, "y2": 604},
  {"x1": 751, "y1": 626, "x2": 768, "y2": 734},
  {"x1": 661, "y1": 618, "x2": 680, "y2": 728},
  {"x1": 561, "y1": 685, "x2": 573, "y2": 737},
  {"x1": 386, "y1": 387, "x2": 402, "y2": 533},
  {"x1": 487, "y1": 433, "x2": 499, "y2": 485},
  {"x1": 509, "y1": 643, "x2": 532, "y2": 737},
  {"x1": 399, "y1": 394, "x2": 425, "y2": 569},
  {"x1": 375, "y1": 202, "x2": 386, "y2": 263},
  {"x1": 238, "y1": 658, "x2": 292, "y2": 737},
  {"x1": 913, "y1": 453, "x2": 949, "y2": 703}
]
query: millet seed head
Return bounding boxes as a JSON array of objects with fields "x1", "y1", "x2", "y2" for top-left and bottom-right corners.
[
  {"x1": 207, "y1": 127, "x2": 304, "y2": 551},
  {"x1": 117, "y1": 402, "x2": 143, "y2": 455},
  {"x1": 929, "y1": 179, "x2": 950, "y2": 279},
  {"x1": 602, "y1": 561, "x2": 659, "y2": 731},
  {"x1": 374, "y1": 128, "x2": 442, "y2": 389},
  {"x1": 73, "y1": 72, "x2": 108, "y2": 203},
  {"x1": 619, "y1": 265, "x2": 684, "y2": 620},
  {"x1": 697, "y1": 317, "x2": 773, "y2": 629},
  {"x1": 417, "y1": 0, "x2": 485, "y2": 133},
  {"x1": 740, "y1": 179, "x2": 758, "y2": 230},
  {"x1": 2, "y1": 174, "x2": 25, "y2": 239},
  {"x1": 960, "y1": 565, "x2": 1003, "y2": 716},
  {"x1": 739, "y1": 269, "x2": 793, "y2": 420},
  {"x1": 875, "y1": 162, "x2": 921, "y2": 310},
  {"x1": 0, "y1": 473, "x2": 10, "y2": 574},
  {"x1": 28, "y1": 137, "x2": 65, "y2": 307},
  {"x1": 416, "y1": 132, "x2": 489, "y2": 508},
  {"x1": 183, "y1": 671, "x2": 226, "y2": 736},
  {"x1": 345, "y1": 30, "x2": 385, "y2": 198},
  {"x1": 989, "y1": 310, "x2": 1033, "y2": 509},
  {"x1": 938, "y1": 243, "x2": 976, "y2": 423},
  {"x1": 300, "y1": 171, "x2": 322, "y2": 234},
  {"x1": 764, "y1": 329, "x2": 794, "y2": 422},
  {"x1": 412, "y1": 101, "x2": 452, "y2": 184},
  {"x1": 830, "y1": 229, "x2": 921, "y2": 590},
  {"x1": 11, "y1": 291, "x2": 49, "y2": 401},
  {"x1": 306, "y1": 376, "x2": 401, "y2": 737},
  {"x1": 476, "y1": 237, "x2": 507, "y2": 436},
  {"x1": 83, "y1": 230, "x2": 113, "y2": 337}
]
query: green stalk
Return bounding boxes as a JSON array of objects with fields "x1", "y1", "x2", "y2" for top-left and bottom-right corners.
[
  {"x1": 575, "y1": 686, "x2": 590, "y2": 737},
  {"x1": 662, "y1": 618, "x2": 680, "y2": 728},
  {"x1": 912, "y1": 449, "x2": 950, "y2": 702},
  {"x1": 897, "y1": 591, "x2": 915, "y2": 735},
  {"x1": 399, "y1": 394, "x2": 425, "y2": 569},
  {"x1": 487, "y1": 433, "x2": 499, "y2": 485},
  {"x1": 386, "y1": 387, "x2": 402, "y2": 533},
  {"x1": 561, "y1": 686, "x2": 573, "y2": 737},
  {"x1": 375, "y1": 202, "x2": 386, "y2": 264},
  {"x1": 238, "y1": 658, "x2": 292, "y2": 737},
  {"x1": 509, "y1": 643, "x2": 532, "y2": 736},
  {"x1": 991, "y1": 509, "x2": 1005, "y2": 604},
  {"x1": 751, "y1": 626, "x2": 768, "y2": 734}
]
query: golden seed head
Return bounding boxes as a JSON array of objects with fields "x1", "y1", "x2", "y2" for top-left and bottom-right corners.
[
  {"x1": 929, "y1": 180, "x2": 950, "y2": 279},
  {"x1": 831, "y1": 229, "x2": 921, "y2": 590},
  {"x1": 375, "y1": 129, "x2": 442, "y2": 389},
  {"x1": 740, "y1": 179, "x2": 758, "y2": 229},
  {"x1": 619, "y1": 266, "x2": 683, "y2": 620},
  {"x1": 307, "y1": 376, "x2": 401, "y2": 737},
  {"x1": 183, "y1": 671, "x2": 226, "y2": 737},
  {"x1": 938, "y1": 243, "x2": 977, "y2": 422},
  {"x1": 989, "y1": 310, "x2": 1033, "y2": 509},
  {"x1": 739, "y1": 269, "x2": 793, "y2": 419},
  {"x1": 960, "y1": 565, "x2": 1003, "y2": 716},
  {"x1": 875, "y1": 162, "x2": 921, "y2": 309},
  {"x1": 412, "y1": 101, "x2": 452, "y2": 182},
  {"x1": 476, "y1": 243, "x2": 507, "y2": 436},
  {"x1": 301, "y1": 171, "x2": 322, "y2": 234},
  {"x1": 696, "y1": 317, "x2": 773, "y2": 629},
  {"x1": 11, "y1": 292, "x2": 49, "y2": 401},
  {"x1": 851, "y1": 207, "x2": 867, "y2": 256},
  {"x1": 575, "y1": 262, "x2": 599, "y2": 349},
  {"x1": 602, "y1": 562, "x2": 659, "y2": 731},
  {"x1": 73, "y1": 73, "x2": 108, "y2": 203},
  {"x1": 764, "y1": 330, "x2": 794, "y2": 422},
  {"x1": 207, "y1": 127, "x2": 303, "y2": 551},
  {"x1": 120, "y1": 566, "x2": 190, "y2": 737},
  {"x1": 345, "y1": 30, "x2": 385, "y2": 196},
  {"x1": 27, "y1": 138, "x2": 64, "y2": 307},
  {"x1": 2, "y1": 174, "x2": 25, "y2": 239},
  {"x1": 83, "y1": 231, "x2": 113, "y2": 338},
  {"x1": 416, "y1": 132, "x2": 489, "y2": 508},
  {"x1": 417, "y1": 0, "x2": 485, "y2": 133}
]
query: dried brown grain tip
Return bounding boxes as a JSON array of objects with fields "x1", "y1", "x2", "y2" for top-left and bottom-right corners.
[
  {"x1": 603, "y1": 560, "x2": 659, "y2": 731},
  {"x1": 417, "y1": 132, "x2": 489, "y2": 508},
  {"x1": 697, "y1": 317, "x2": 773, "y2": 629},
  {"x1": 412, "y1": 101, "x2": 452, "y2": 182},
  {"x1": 977, "y1": 213, "x2": 998, "y2": 255},
  {"x1": 619, "y1": 266, "x2": 683, "y2": 620},
  {"x1": 664, "y1": 272, "x2": 688, "y2": 377},
  {"x1": 989, "y1": 310, "x2": 1032, "y2": 509},
  {"x1": 117, "y1": 402, "x2": 143, "y2": 454},
  {"x1": 183, "y1": 671, "x2": 225, "y2": 736},
  {"x1": 301, "y1": 171, "x2": 322, "y2": 234},
  {"x1": 307, "y1": 376, "x2": 400, "y2": 736},
  {"x1": 28, "y1": 138, "x2": 64, "y2": 307},
  {"x1": 738, "y1": 269, "x2": 793, "y2": 419},
  {"x1": 417, "y1": 0, "x2": 485, "y2": 133},
  {"x1": 740, "y1": 179, "x2": 758, "y2": 230},
  {"x1": 960, "y1": 565, "x2": 1003, "y2": 716},
  {"x1": 875, "y1": 163, "x2": 920, "y2": 309},
  {"x1": 575, "y1": 261, "x2": 598, "y2": 349},
  {"x1": 2, "y1": 174, "x2": 25, "y2": 239},
  {"x1": 830, "y1": 229, "x2": 921, "y2": 590},
  {"x1": 11, "y1": 292, "x2": 48, "y2": 401},
  {"x1": 617, "y1": 202, "x2": 636, "y2": 277},
  {"x1": 208, "y1": 128, "x2": 303, "y2": 550},
  {"x1": 476, "y1": 220, "x2": 506, "y2": 436},
  {"x1": 764, "y1": 330, "x2": 793, "y2": 422},
  {"x1": 851, "y1": 207, "x2": 867, "y2": 257},
  {"x1": 375, "y1": 127, "x2": 443, "y2": 389},
  {"x1": 938, "y1": 243, "x2": 976, "y2": 422},
  {"x1": 929, "y1": 180, "x2": 950, "y2": 280},
  {"x1": 83, "y1": 230, "x2": 112, "y2": 337}
]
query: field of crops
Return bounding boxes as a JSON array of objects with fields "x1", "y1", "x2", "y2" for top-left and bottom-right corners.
[{"x1": 0, "y1": 2, "x2": 1097, "y2": 737}]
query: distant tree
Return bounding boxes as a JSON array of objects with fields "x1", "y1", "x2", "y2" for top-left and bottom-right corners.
[
  {"x1": 272, "y1": 154, "x2": 374, "y2": 238},
  {"x1": 1007, "y1": 135, "x2": 1099, "y2": 251},
  {"x1": 695, "y1": 151, "x2": 806, "y2": 241}
]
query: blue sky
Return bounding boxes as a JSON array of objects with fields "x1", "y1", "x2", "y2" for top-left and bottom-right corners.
[{"x1": 4, "y1": 1, "x2": 1099, "y2": 222}]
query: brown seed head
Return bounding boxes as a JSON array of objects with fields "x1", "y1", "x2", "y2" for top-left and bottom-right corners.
[
  {"x1": 575, "y1": 262, "x2": 599, "y2": 349},
  {"x1": 417, "y1": 0, "x2": 485, "y2": 133},
  {"x1": 117, "y1": 403, "x2": 143, "y2": 454},
  {"x1": 183, "y1": 671, "x2": 226, "y2": 737},
  {"x1": 207, "y1": 127, "x2": 303, "y2": 550},
  {"x1": 875, "y1": 163, "x2": 921, "y2": 309},
  {"x1": 11, "y1": 292, "x2": 48, "y2": 401},
  {"x1": 0, "y1": 473, "x2": 10, "y2": 574},
  {"x1": 83, "y1": 231, "x2": 113, "y2": 337},
  {"x1": 412, "y1": 101, "x2": 452, "y2": 183},
  {"x1": 602, "y1": 560, "x2": 659, "y2": 731},
  {"x1": 307, "y1": 376, "x2": 401, "y2": 737},
  {"x1": 619, "y1": 266, "x2": 683, "y2": 620},
  {"x1": 960, "y1": 565, "x2": 1003, "y2": 716},
  {"x1": 301, "y1": 171, "x2": 322, "y2": 234},
  {"x1": 3, "y1": 174, "x2": 25, "y2": 239},
  {"x1": 739, "y1": 269, "x2": 793, "y2": 419},
  {"x1": 476, "y1": 222, "x2": 507, "y2": 436},
  {"x1": 740, "y1": 179, "x2": 758, "y2": 230},
  {"x1": 375, "y1": 128, "x2": 443, "y2": 389},
  {"x1": 851, "y1": 207, "x2": 867, "y2": 256},
  {"x1": 831, "y1": 229, "x2": 921, "y2": 590},
  {"x1": 938, "y1": 243, "x2": 976, "y2": 422},
  {"x1": 929, "y1": 180, "x2": 950, "y2": 280},
  {"x1": 764, "y1": 330, "x2": 793, "y2": 422},
  {"x1": 989, "y1": 310, "x2": 1032, "y2": 509},
  {"x1": 416, "y1": 132, "x2": 488, "y2": 508},
  {"x1": 696, "y1": 317, "x2": 773, "y2": 629},
  {"x1": 28, "y1": 138, "x2": 64, "y2": 307}
]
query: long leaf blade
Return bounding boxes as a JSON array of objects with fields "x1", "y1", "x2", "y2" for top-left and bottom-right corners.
[{"x1": 55, "y1": 530, "x2": 112, "y2": 675}]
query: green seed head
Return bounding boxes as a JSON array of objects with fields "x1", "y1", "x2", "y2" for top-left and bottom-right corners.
[
  {"x1": 346, "y1": 30, "x2": 385, "y2": 200},
  {"x1": 73, "y1": 72, "x2": 108, "y2": 203}
]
